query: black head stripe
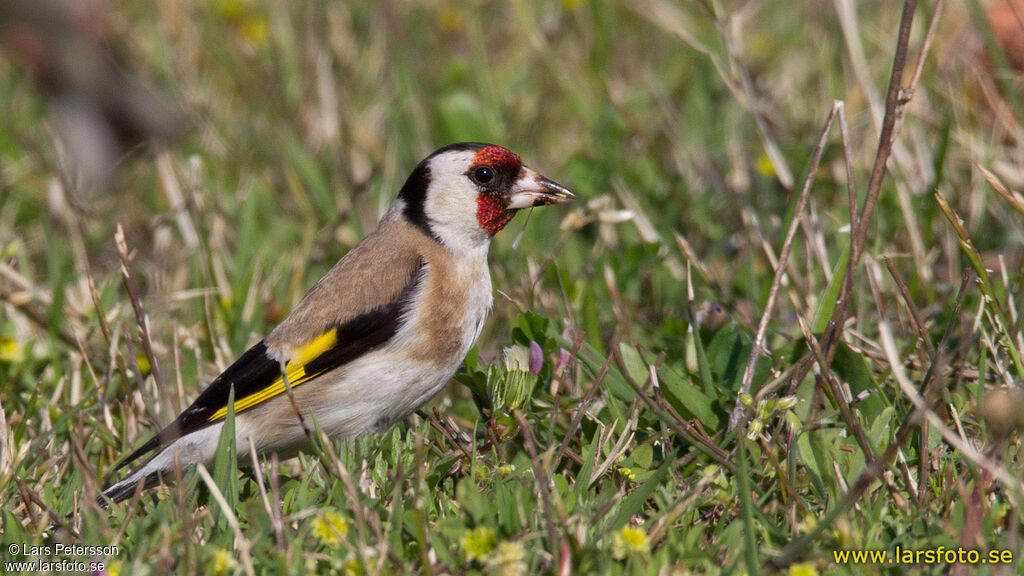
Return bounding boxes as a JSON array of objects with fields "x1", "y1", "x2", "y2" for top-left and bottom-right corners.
[
  {"x1": 397, "y1": 160, "x2": 439, "y2": 241},
  {"x1": 429, "y1": 142, "x2": 491, "y2": 156}
]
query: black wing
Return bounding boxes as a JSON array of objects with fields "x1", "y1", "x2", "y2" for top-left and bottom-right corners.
[{"x1": 113, "y1": 261, "x2": 424, "y2": 471}]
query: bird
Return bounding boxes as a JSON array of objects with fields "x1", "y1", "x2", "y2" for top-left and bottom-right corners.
[{"x1": 99, "y1": 142, "x2": 574, "y2": 506}]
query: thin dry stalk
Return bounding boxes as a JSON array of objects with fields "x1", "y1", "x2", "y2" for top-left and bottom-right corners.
[
  {"x1": 279, "y1": 361, "x2": 311, "y2": 440},
  {"x1": 551, "y1": 354, "x2": 613, "y2": 472},
  {"x1": 426, "y1": 406, "x2": 474, "y2": 463},
  {"x1": 981, "y1": 164, "x2": 1024, "y2": 216},
  {"x1": 795, "y1": 315, "x2": 876, "y2": 464},
  {"x1": 115, "y1": 225, "x2": 169, "y2": 416},
  {"x1": 837, "y1": 102, "x2": 860, "y2": 231},
  {"x1": 513, "y1": 409, "x2": 570, "y2": 576},
  {"x1": 798, "y1": 0, "x2": 931, "y2": 389},
  {"x1": 316, "y1": 429, "x2": 373, "y2": 556},
  {"x1": 620, "y1": 366, "x2": 735, "y2": 473},
  {"x1": 269, "y1": 454, "x2": 285, "y2": 553},
  {"x1": 878, "y1": 320, "x2": 1024, "y2": 496},
  {"x1": 14, "y1": 477, "x2": 73, "y2": 534},
  {"x1": 246, "y1": 437, "x2": 274, "y2": 530},
  {"x1": 883, "y1": 257, "x2": 935, "y2": 359},
  {"x1": 728, "y1": 101, "x2": 843, "y2": 432}
]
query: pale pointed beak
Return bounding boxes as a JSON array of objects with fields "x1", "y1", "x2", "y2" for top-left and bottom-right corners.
[{"x1": 505, "y1": 167, "x2": 576, "y2": 210}]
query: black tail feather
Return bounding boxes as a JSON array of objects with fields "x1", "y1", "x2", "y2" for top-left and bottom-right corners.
[{"x1": 97, "y1": 470, "x2": 163, "y2": 508}]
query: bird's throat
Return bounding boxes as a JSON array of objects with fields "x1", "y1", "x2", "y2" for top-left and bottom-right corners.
[{"x1": 476, "y1": 195, "x2": 515, "y2": 237}]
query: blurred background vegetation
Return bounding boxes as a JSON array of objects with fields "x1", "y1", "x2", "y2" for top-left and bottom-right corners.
[{"x1": 2, "y1": 0, "x2": 1023, "y2": 574}]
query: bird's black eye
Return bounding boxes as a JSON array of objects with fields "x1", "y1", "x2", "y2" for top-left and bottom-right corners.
[{"x1": 470, "y1": 165, "x2": 494, "y2": 184}]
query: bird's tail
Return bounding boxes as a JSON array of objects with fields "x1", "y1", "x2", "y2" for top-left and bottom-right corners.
[
  {"x1": 97, "y1": 426, "x2": 217, "y2": 508},
  {"x1": 97, "y1": 467, "x2": 164, "y2": 509}
]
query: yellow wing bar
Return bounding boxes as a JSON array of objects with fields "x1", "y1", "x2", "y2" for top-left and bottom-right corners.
[{"x1": 208, "y1": 330, "x2": 338, "y2": 421}]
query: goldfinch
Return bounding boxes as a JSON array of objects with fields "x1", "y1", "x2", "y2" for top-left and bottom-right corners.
[{"x1": 100, "y1": 142, "x2": 574, "y2": 506}]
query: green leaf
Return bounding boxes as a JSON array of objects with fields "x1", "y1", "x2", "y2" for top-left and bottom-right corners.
[
  {"x1": 812, "y1": 245, "x2": 850, "y2": 333},
  {"x1": 496, "y1": 477, "x2": 522, "y2": 534},
  {"x1": 618, "y1": 343, "x2": 648, "y2": 384},
  {"x1": 867, "y1": 407, "x2": 895, "y2": 452},
  {"x1": 832, "y1": 341, "x2": 887, "y2": 418},
  {"x1": 631, "y1": 443, "x2": 653, "y2": 470},
  {"x1": 659, "y1": 366, "x2": 719, "y2": 430},
  {"x1": 688, "y1": 301, "x2": 716, "y2": 397},
  {"x1": 575, "y1": 430, "x2": 602, "y2": 497},
  {"x1": 737, "y1": 438, "x2": 760, "y2": 576},
  {"x1": 212, "y1": 385, "x2": 238, "y2": 518},
  {"x1": 455, "y1": 477, "x2": 489, "y2": 524},
  {"x1": 579, "y1": 346, "x2": 634, "y2": 403},
  {"x1": 706, "y1": 324, "x2": 770, "y2": 394},
  {"x1": 2, "y1": 509, "x2": 27, "y2": 546}
]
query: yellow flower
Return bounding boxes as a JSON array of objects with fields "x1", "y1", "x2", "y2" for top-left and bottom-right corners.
[
  {"x1": 612, "y1": 525, "x2": 649, "y2": 559},
  {"x1": 438, "y1": 5, "x2": 464, "y2": 31},
  {"x1": 617, "y1": 467, "x2": 636, "y2": 482},
  {"x1": 216, "y1": 0, "x2": 244, "y2": 19},
  {"x1": 135, "y1": 354, "x2": 150, "y2": 375},
  {"x1": 210, "y1": 549, "x2": 236, "y2": 576},
  {"x1": 105, "y1": 561, "x2": 122, "y2": 576},
  {"x1": 795, "y1": 514, "x2": 817, "y2": 535},
  {"x1": 475, "y1": 464, "x2": 492, "y2": 482},
  {"x1": 345, "y1": 554, "x2": 377, "y2": 576},
  {"x1": 460, "y1": 526, "x2": 496, "y2": 562},
  {"x1": 0, "y1": 337, "x2": 23, "y2": 363},
  {"x1": 485, "y1": 541, "x2": 527, "y2": 576},
  {"x1": 240, "y1": 16, "x2": 268, "y2": 46},
  {"x1": 756, "y1": 154, "x2": 776, "y2": 177},
  {"x1": 789, "y1": 563, "x2": 819, "y2": 576},
  {"x1": 312, "y1": 509, "x2": 349, "y2": 545}
]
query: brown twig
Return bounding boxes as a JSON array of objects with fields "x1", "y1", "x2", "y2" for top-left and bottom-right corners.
[
  {"x1": 836, "y1": 102, "x2": 860, "y2": 232},
  {"x1": 428, "y1": 406, "x2": 474, "y2": 463},
  {"x1": 269, "y1": 454, "x2": 286, "y2": 554},
  {"x1": 795, "y1": 315, "x2": 876, "y2": 465},
  {"x1": 15, "y1": 477, "x2": 73, "y2": 534},
  {"x1": 513, "y1": 409, "x2": 569, "y2": 575},
  {"x1": 728, "y1": 101, "x2": 843, "y2": 432},
  {"x1": 619, "y1": 365, "x2": 735, "y2": 474},
  {"x1": 115, "y1": 224, "x2": 168, "y2": 416},
  {"x1": 88, "y1": 275, "x2": 132, "y2": 397},
  {"x1": 551, "y1": 353, "x2": 613, "y2": 472},
  {"x1": 812, "y1": 0, "x2": 920, "y2": 372},
  {"x1": 279, "y1": 360, "x2": 311, "y2": 440}
]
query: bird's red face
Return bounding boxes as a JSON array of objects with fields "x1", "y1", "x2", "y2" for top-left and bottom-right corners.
[
  {"x1": 471, "y1": 145, "x2": 524, "y2": 236},
  {"x1": 397, "y1": 143, "x2": 575, "y2": 248}
]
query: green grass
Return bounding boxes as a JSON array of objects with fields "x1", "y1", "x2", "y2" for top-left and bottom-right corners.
[{"x1": 2, "y1": 1, "x2": 1024, "y2": 574}]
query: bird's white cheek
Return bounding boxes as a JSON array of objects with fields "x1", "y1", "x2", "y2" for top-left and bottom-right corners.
[{"x1": 423, "y1": 184, "x2": 490, "y2": 249}]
